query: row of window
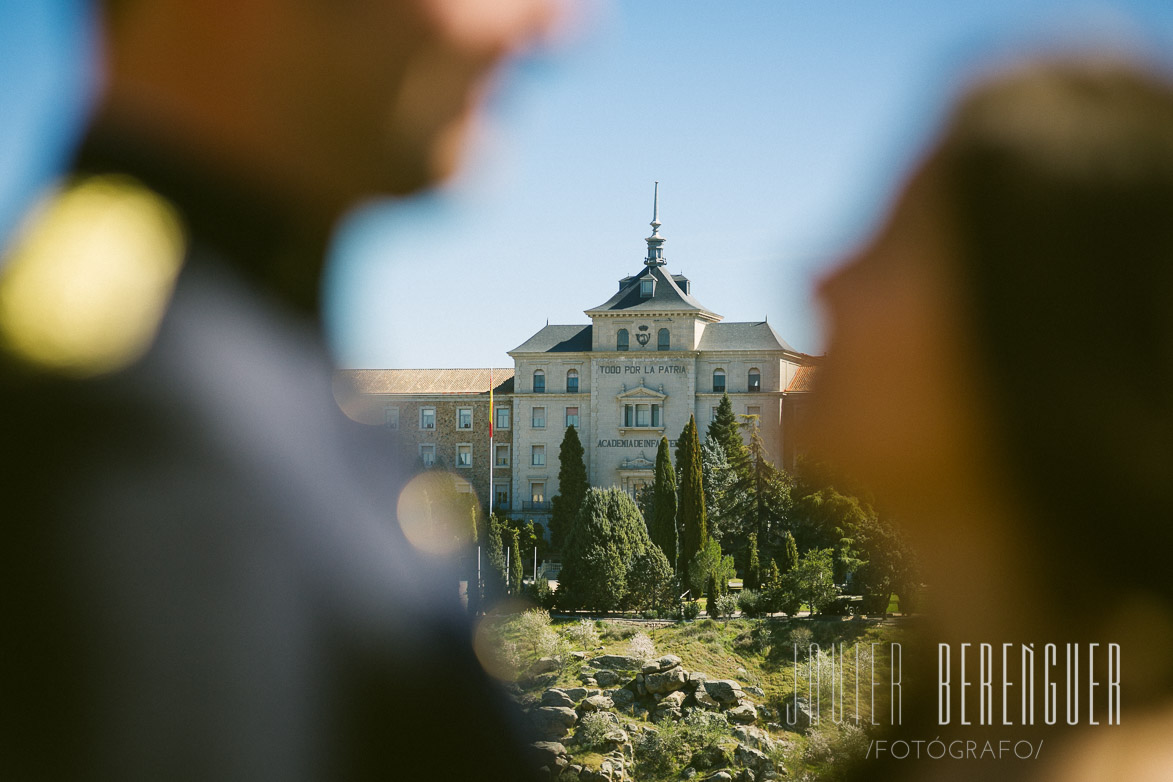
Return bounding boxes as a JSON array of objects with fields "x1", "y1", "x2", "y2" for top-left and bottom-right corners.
[
  {"x1": 492, "y1": 482, "x2": 547, "y2": 508},
  {"x1": 615, "y1": 328, "x2": 672, "y2": 351},
  {"x1": 527, "y1": 367, "x2": 763, "y2": 393},
  {"x1": 386, "y1": 404, "x2": 580, "y2": 431},
  {"x1": 531, "y1": 368, "x2": 579, "y2": 393},
  {"x1": 712, "y1": 368, "x2": 761, "y2": 393},
  {"x1": 417, "y1": 442, "x2": 548, "y2": 469},
  {"x1": 623, "y1": 402, "x2": 662, "y2": 428}
]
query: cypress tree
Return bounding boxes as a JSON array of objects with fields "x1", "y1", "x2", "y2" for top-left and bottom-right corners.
[
  {"x1": 745, "y1": 532, "x2": 761, "y2": 592},
  {"x1": 508, "y1": 527, "x2": 524, "y2": 596},
  {"x1": 549, "y1": 425, "x2": 588, "y2": 552},
  {"x1": 781, "y1": 530, "x2": 799, "y2": 574},
  {"x1": 651, "y1": 437, "x2": 678, "y2": 570},
  {"x1": 705, "y1": 572, "x2": 719, "y2": 617},
  {"x1": 558, "y1": 488, "x2": 650, "y2": 612},
  {"x1": 706, "y1": 393, "x2": 750, "y2": 480},
  {"x1": 677, "y1": 415, "x2": 707, "y2": 593},
  {"x1": 483, "y1": 515, "x2": 507, "y2": 604}
]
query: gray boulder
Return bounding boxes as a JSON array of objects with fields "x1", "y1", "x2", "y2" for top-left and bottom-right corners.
[
  {"x1": 693, "y1": 688, "x2": 720, "y2": 710},
  {"x1": 592, "y1": 654, "x2": 644, "y2": 671},
  {"x1": 609, "y1": 687, "x2": 635, "y2": 707},
  {"x1": 580, "y1": 694, "x2": 615, "y2": 713},
  {"x1": 645, "y1": 667, "x2": 687, "y2": 694},
  {"x1": 541, "y1": 689, "x2": 576, "y2": 708},
  {"x1": 734, "y1": 744, "x2": 771, "y2": 773},
  {"x1": 563, "y1": 687, "x2": 589, "y2": 702},
  {"x1": 595, "y1": 669, "x2": 621, "y2": 688},
  {"x1": 529, "y1": 741, "x2": 567, "y2": 767},
  {"x1": 727, "y1": 703, "x2": 758, "y2": 724},
  {"x1": 657, "y1": 690, "x2": 686, "y2": 710},
  {"x1": 706, "y1": 772, "x2": 733, "y2": 782},
  {"x1": 533, "y1": 657, "x2": 561, "y2": 674},
  {"x1": 782, "y1": 694, "x2": 814, "y2": 732},
  {"x1": 531, "y1": 706, "x2": 578, "y2": 740},
  {"x1": 703, "y1": 680, "x2": 745, "y2": 705}
]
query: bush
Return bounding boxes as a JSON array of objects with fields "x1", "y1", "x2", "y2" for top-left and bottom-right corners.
[
  {"x1": 823, "y1": 596, "x2": 855, "y2": 616},
  {"x1": 633, "y1": 723, "x2": 687, "y2": 776},
  {"x1": 628, "y1": 632, "x2": 655, "y2": 661},
  {"x1": 738, "y1": 589, "x2": 762, "y2": 618},
  {"x1": 525, "y1": 578, "x2": 556, "y2": 610},
  {"x1": 565, "y1": 619, "x2": 600, "y2": 651},
  {"x1": 681, "y1": 601, "x2": 701, "y2": 621},
  {"x1": 515, "y1": 608, "x2": 562, "y2": 663},
  {"x1": 714, "y1": 592, "x2": 738, "y2": 619},
  {"x1": 575, "y1": 711, "x2": 617, "y2": 750}
]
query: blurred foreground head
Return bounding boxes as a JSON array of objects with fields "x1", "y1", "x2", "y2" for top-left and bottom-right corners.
[
  {"x1": 816, "y1": 58, "x2": 1173, "y2": 610},
  {"x1": 97, "y1": 0, "x2": 553, "y2": 217}
]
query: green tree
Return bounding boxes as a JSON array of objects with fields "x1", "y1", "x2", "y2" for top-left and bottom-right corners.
[
  {"x1": 627, "y1": 545, "x2": 676, "y2": 612},
  {"x1": 745, "y1": 532, "x2": 762, "y2": 592},
  {"x1": 549, "y1": 425, "x2": 588, "y2": 552},
  {"x1": 558, "y1": 488, "x2": 651, "y2": 612},
  {"x1": 686, "y1": 536, "x2": 735, "y2": 598},
  {"x1": 780, "y1": 530, "x2": 799, "y2": 575},
  {"x1": 651, "y1": 437, "x2": 678, "y2": 570},
  {"x1": 508, "y1": 527, "x2": 524, "y2": 596},
  {"x1": 676, "y1": 415, "x2": 707, "y2": 592},
  {"x1": 481, "y1": 514, "x2": 508, "y2": 604},
  {"x1": 705, "y1": 572, "x2": 719, "y2": 617},
  {"x1": 706, "y1": 393, "x2": 750, "y2": 480},
  {"x1": 786, "y1": 548, "x2": 838, "y2": 615},
  {"x1": 700, "y1": 435, "x2": 736, "y2": 543}
]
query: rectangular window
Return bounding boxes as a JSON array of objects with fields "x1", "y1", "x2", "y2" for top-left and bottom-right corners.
[
  {"x1": 456, "y1": 444, "x2": 472, "y2": 468},
  {"x1": 532, "y1": 406, "x2": 546, "y2": 428},
  {"x1": 567, "y1": 374, "x2": 579, "y2": 393},
  {"x1": 420, "y1": 407, "x2": 436, "y2": 430},
  {"x1": 495, "y1": 406, "x2": 510, "y2": 430},
  {"x1": 534, "y1": 373, "x2": 545, "y2": 393},
  {"x1": 624, "y1": 404, "x2": 633, "y2": 427},
  {"x1": 532, "y1": 444, "x2": 545, "y2": 466},
  {"x1": 636, "y1": 404, "x2": 650, "y2": 427},
  {"x1": 531, "y1": 482, "x2": 545, "y2": 502},
  {"x1": 457, "y1": 407, "x2": 473, "y2": 429},
  {"x1": 495, "y1": 444, "x2": 511, "y2": 467},
  {"x1": 746, "y1": 406, "x2": 761, "y2": 419},
  {"x1": 566, "y1": 406, "x2": 579, "y2": 428},
  {"x1": 384, "y1": 406, "x2": 399, "y2": 430},
  {"x1": 495, "y1": 483, "x2": 510, "y2": 509},
  {"x1": 651, "y1": 404, "x2": 661, "y2": 427},
  {"x1": 419, "y1": 444, "x2": 436, "y2": 467},
  {"x1": 713, "y1": 375, "x2": 726, "y2": 393}
]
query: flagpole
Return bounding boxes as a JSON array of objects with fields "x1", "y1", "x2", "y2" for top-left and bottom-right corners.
[{"x1": 488, "y1": 368, "x2": 494, "y2": 517}]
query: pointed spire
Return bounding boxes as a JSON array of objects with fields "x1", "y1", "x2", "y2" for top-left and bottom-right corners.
[{"x1": 645, "y1": 181, "x2": 666, "y2": 267}]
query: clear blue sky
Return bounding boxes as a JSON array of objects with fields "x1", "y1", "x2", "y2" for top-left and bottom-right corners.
[{"x1": 5, "y1": 1, "x2": 1173, "y2": 368}]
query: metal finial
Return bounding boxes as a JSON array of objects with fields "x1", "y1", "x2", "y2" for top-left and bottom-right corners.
[{"x1": 650, "y1": 181, "x2": 661, "y2": 233}]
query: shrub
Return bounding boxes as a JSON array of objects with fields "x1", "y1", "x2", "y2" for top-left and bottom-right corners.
[
  {"x1": 525, "y1": 577, "x2": 556, "y2": 610},
  {"x1": 633, "y1": 722, "x2": 687, "y2": 776},
  {"x1": 738, "y1": 589, "x2": 762, "y2": 618},
  {"x1": 575, "y1": 711, "x2": 616, "y2": 750},
  {"x1": 681, "y1": 601, "x2": 701, "y2": 621},
  {"x1": 715, "y1": 592, "x2": 739, "y2": 620},
  {"x1": 565, "y1": 619, "x2": 600, "y2": 651},
  {"x1": 515, "y1": 608, "x2": 562, "y2": 663},
  {"x1": 628, "y1": 632, "x2": 655, "y2": 661}
]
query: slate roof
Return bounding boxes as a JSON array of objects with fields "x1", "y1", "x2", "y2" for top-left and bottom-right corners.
[
  {"x1": 336, "y1": 368, "x2": 514, "y2": 395},
  {"x1": 785, "y1": 365, "x2": 817, "y2": 393},
  {"x1": 510, "y1": 324, "x2": 593, "y2": 354},
  {"x1": 696, "y1": 321, "x2": 795, "y2": 352},
  {"x1": 585, "y1": 264, "x2": 719, "y2": 319}
]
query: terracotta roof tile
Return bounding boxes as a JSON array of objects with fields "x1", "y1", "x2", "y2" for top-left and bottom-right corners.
[
  {"x1": 335, "y1": 368, "x2": 514, "y2": 396},
  {"x1": 785, "y1": 365, "x2": 817, "y2": 393}
]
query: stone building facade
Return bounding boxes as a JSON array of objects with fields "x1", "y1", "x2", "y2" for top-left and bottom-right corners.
[{"x1": 335, "y1": 188, "x2": 816, "y2": 527}]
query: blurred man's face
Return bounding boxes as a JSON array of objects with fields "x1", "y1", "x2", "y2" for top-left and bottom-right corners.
[
  {"x1": 278, "y1": 0, "x2": 553, "y2": 198},
  {"x1": 812, "y1": 163, "x2": 1000, "y2": 518}
]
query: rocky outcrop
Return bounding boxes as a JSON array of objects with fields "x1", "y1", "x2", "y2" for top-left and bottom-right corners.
[
  {"x1": 644, "y1": 666, "x2": 687, "y2": 694},
  {"x1": 532, "y1": 706, "x2": 578, "y2": 740},
  {"x1": 591, "y1": 654, "x2": 644, "y2": 671}
]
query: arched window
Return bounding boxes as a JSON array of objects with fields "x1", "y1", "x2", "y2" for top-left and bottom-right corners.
[
  {"x1": 566, "y1": 369, "x2": 579, "y2": 393},
  {"x1": 657, "y1": 328, "x2": 670, "y2": 351},
  {"x1": 533, "y1": 369, "x2": 545, "y2": 393},
  {"x1": 713, "y1": 369, "x2": 726, "y2": 393},
  {"x1": 748, "y1": 368, "x2": 761, "y2": 392},
  {"x1": 617, "y1": 329, "x2": 629, "y2": 351}
]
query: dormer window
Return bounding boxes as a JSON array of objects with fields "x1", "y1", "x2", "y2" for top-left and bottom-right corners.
[
  {"x1": 617, "y1": 329, "x2": 629, "y2": 351},
  {"x1": 640, "y1": 278, "x2": 655, "y2": 298}
]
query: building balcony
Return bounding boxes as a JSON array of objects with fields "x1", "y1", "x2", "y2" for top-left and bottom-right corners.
[{"x1": 521, "y1": 500, "x2": 552, "y2": 512}]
